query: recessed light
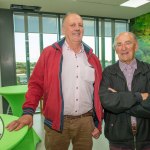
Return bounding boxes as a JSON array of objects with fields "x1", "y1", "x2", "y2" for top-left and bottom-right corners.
[{"x1": 120, "y1": 0, "x2": 150, "y2": 8}]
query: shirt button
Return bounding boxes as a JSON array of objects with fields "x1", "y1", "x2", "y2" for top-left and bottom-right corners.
[
  {"x1": 76, "y1": 75, "x2": 78, "y2": 78},
  {"x1": 77, "y1": 65, "x2": 79, "y2": 68},
  {"x1": 76, "y1": 87, "x2": 78, "y2": 89},
  {"x1": 75, "y1": 110, "x2": 77, "y2": 112},
  {"x1": 76, "y1": 99, "x2": 78, "y2": 101}
]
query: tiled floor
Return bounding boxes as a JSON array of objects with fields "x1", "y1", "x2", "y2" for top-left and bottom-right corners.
[{"x1": 33, "y1": 114, "x2": 109, "y2": 150}]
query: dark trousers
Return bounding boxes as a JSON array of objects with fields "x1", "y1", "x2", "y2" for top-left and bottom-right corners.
[
  {"x1": 110, "y1": 144, "x2": 132, "y2": 150},
  {"x1": 110, "y1": 144, "x2": 150, "y2": 150}
]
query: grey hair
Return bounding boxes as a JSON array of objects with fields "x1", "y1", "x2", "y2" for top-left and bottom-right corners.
[{"x1": 113, "y1": 32, "x2": 138, "y2": 49}]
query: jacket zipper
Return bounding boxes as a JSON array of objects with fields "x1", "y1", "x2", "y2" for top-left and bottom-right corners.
[{"x1": 134, "y1": 135, "x2": 136, "y2": 150}]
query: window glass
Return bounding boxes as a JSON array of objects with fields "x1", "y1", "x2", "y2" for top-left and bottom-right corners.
[
  {"x1": 60, "y1": 17, "x2": 64, "y2": 36},
  {"x1": 98, "y1": 20, "x2": 102, "y2": 61},
  {"x1": 99, "y1": 21, "x2": 101, "y2": 36},
  {"x1": 14, "y1": 15, "x2": 25, "y2": 32},
  {"x1": 28, "y1": 16, "x2": 39, "y2": 33},
  {"x1": 115, "y1": 52, "x2": 119, "y2": 61},
  {"x1": 14, "y1": 33, "x2": 27, "y2": 84},
  {"x1": 83, "y1": 19, "x2": 94, "y2": 36},
  {"x1": 115, "y1": 21, "x2": 128, "y2": 61},
  {"x1": 83, "y1": 36, "x2": 95, "y2": 53},
  {"x1": 105, "y1": 37, "x2": 112, "y2": 67},
  {"x1": 105, "y1": 21, "x2": 112, "y2": 66},
  {"x1": 99, "y1": 37, "x2": 102, "y2": 61},
  {"x1": 115, "y1": 21, "x2": 127, "y2": 35},
  {"x1": 83, "y1": 18, "x2": 95, "y2": 53},
  {"x1": 28, "y1": 33, "x2": 40, "y2": 75},
  {"x1": 43, "y1": 16, "x2": 57, "y2": 34},
  {"x1": 105, "y1": 21, "x2": 111, "y2": 37},
  {"x1": 43, "y1": 34, "x2": 57, "y2": 48}
]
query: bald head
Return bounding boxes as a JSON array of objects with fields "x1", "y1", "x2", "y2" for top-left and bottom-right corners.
[{"x1": 62, "y1": 12, "x2": 83, "y2": 27}]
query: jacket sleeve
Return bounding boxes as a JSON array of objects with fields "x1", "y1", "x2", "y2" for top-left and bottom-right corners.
[
  {"x1": 126, "y1": 98, "x2": 150, "y2": 118},
  {"x1": 126, "y1": 71, "x2": 150, "y2": 118},
  {"x1": 22, "y1": 48, "x2": 46, "y2": 115},
  {"x1": 100, "y1": 68, "x2": 139, "y2": 114}
]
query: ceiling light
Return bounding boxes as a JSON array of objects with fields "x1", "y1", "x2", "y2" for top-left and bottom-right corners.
[{"x1": 120, "y1": 0, "x2": 150, "y2": 8}]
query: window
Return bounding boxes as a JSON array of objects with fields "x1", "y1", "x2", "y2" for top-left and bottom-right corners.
[
  {"x1": 42, "y1": 16, "x2": 58, "y2": 47},
  {"x1": 105, "y1": 20, "x2": 112, "y2": 67},
  {"x1": 14, "y1": 14, "x2": 27, "y2": 85},
  {"x1": 99, "y1": 21, "x2": 102, "y2": 61},
  {"x1": 83, "y1": 18, "x2": 95, "y2": 53},
  {"x1": 115, "y1": 20, "x2": 128, "y2": 61},
  {"x1": 14, "y1": 12, "x2": 128, "y2": 78}
]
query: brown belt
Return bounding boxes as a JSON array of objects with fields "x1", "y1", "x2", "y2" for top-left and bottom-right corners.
[{"x1": 64, "y1": 111, "x2": 93, "y2": 120}]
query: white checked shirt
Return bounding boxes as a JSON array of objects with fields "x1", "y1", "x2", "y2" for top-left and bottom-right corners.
[{"x1": 61, "y1": 41, "x2": 95, "y2": 116}]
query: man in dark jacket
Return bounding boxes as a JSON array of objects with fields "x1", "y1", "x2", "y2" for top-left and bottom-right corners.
[{"x1": 100, "y1": 32, "x2": 150, "y2": 150}]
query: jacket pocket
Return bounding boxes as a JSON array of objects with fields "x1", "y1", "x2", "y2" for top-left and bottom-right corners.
[{"x1": 105, "y1": 113, "x2": 132, "y2": 142}]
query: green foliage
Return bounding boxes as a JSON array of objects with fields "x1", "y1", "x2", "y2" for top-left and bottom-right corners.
[
  {"x1": 16, "y1": 62, "x2": 26, "y2": 74},
  {"x1": 16, "y1": 62, "x2": 36, "y2": 74},
  {"x1": 130, "y1": 13, "x2": 150, "y2": 63}
]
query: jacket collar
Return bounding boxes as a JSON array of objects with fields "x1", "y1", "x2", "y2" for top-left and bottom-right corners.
[
  {"x1": 52, "y1": 37, "x2": 93, "y2": 55},
  {"x1": 134, "y1": 59, "x2": 150, "y2": 75},
  {"x1": 109, "y1": 59, "x2": 150, "y2": 77}
]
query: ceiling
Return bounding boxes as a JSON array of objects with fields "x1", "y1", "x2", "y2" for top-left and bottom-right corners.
[{"x1": 0, "y1": 0, "x2": 150, "y2": 19}]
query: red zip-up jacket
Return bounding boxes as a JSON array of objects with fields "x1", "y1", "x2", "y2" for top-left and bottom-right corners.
[{"x1": 23, "y1": 38, "x2": 103, "y2": 132}]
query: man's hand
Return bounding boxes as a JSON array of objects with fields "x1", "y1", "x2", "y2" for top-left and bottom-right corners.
[
  {"x1": 92, "y1": 127, "x2": 101, "y2": 139},
  {"x1": 6, "y1": 115, "x2": 33, "y2": 131},
  {"x1": 141, "y1": 93, "x2": 149, "y2": 101}
]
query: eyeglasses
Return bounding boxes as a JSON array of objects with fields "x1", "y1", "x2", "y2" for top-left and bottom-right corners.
[{"x1": 115, "y1": 41, "x2": 133, "y2": 48}]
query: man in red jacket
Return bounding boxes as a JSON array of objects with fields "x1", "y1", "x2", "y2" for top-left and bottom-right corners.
[{"x1": 7, "y1": 12, "x2": 103, "y2": 150}]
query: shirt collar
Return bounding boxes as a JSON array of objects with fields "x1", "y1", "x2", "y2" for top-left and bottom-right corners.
[
  {"x1": 119, "y1": 58, "x2": 137, "y2": 71},
  {"x1": 63, "y1": 40, "x2": 84, "y2": 53}
]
